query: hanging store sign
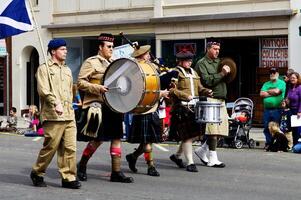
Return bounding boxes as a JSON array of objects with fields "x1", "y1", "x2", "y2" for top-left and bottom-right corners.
[
  {"x1": 0, "y1": 39, "x2": 7, "y2": 57},
  {"x1": 174, "y1": 43, "x2": 196, "y2": 55},
  {"x1": 261, "y1": 38, "x2": 288, "y2": 68}
]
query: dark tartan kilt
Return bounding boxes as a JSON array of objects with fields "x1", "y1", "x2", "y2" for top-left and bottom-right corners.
[
  {"x1": 77, "y1": 104, "x2": 123, "y2": 142},
  {"x1": 127, "y1": 112, "x2": 162, "y2": 144},
  {"x1": 169, "y1": 105, "x2": 202, "y2": 141}
]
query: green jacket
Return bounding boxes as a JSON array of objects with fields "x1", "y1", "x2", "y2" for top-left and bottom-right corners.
[{"x1": 194, "y1": 55, "x2": 227, "y2": 99}]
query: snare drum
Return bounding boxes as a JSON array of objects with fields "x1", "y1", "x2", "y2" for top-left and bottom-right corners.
[
  {"x1": 103, "y1": 58, "x2": 160, "y2": 113},
  {"x1": 195, "y1": 101, "x2": 222, "y2": 123}
]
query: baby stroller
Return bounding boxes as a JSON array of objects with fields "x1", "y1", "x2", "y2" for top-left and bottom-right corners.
[{"x1": 221, "y1": 97, "x2": 255, "y2": 149}]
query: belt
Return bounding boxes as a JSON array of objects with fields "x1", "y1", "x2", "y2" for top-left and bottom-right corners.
[
  {"x1": 181, "y1": 99, "x2": 198, "y2": 106},
  {"x1": 90, "y1": 78, "x2": 100, "y2": 84}
]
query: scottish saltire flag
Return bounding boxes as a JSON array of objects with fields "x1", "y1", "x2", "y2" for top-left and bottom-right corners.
[{"x1": 0, "y1": 0, "x2": 33, "y2": 39}]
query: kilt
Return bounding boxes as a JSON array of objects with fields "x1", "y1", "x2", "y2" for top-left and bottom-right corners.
[
  {"x1": 77, "y1": 103, "x2": 123, "y2": 142},
  {"x1": 169, "y1": 104, "x2": 202, "y2": 141},
  {"x1": 205, "y1": 98, "x2": 229, "y2": 136},
  {"x1": 127, "y1": 112, "x2": 162, "y2": 143}
]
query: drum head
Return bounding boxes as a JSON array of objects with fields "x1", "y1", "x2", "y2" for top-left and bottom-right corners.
[{"x1": 103, "y1": 58, "x2": 144, "y2": 113}]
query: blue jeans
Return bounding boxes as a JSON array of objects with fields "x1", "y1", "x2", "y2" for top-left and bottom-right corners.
[{"x1": 263, "y1": 109, "x2": 281, "y2": 145}]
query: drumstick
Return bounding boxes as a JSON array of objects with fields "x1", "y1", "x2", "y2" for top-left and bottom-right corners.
[{"x1": 108, "y1": 86, "x2": 121, "y2": 90}]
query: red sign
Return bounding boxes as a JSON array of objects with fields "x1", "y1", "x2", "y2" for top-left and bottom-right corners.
[
  {"x1": 261, "y1": 38, "x2": 288, "y2": 68},
  {"x1": 174, "y1": 43, "x2": 196, "y2": 55}
]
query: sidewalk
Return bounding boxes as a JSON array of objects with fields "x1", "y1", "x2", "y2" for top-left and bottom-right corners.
[{"x1": 249, "y1": 127, "x2": 265, "y2": 147}]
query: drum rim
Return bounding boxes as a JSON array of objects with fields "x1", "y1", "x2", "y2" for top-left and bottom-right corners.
[
  {"x1": 102, "y1": 58, "x2": 142, "y2": 113},
  {"x1": 102, "y1": 58, "x2": 160, "y2": 113}
]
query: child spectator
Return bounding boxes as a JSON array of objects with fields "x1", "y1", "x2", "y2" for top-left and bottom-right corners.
[
  {"x1": 7, "y1": 107, "x2": 17, "y2": 129},
  {"x1": 279, "y1": 100, "x2": 293, "y2": 150},
  {"x1": 24, "y1": 105, "x2": 44, "y2": 137},
  {"x1": 266, "y1": 121, "x2": 289, "y2": 152}
]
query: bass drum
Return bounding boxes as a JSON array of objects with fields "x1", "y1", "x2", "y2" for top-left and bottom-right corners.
[{"x1": 103, "y1": 58, "x2": 160, "y2": 114}]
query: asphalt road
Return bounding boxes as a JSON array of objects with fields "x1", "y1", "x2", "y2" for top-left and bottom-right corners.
[{"x1": 0, "y1": 133, "x2": 300, "y2": 200}]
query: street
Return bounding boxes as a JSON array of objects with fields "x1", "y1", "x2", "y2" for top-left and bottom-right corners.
[{"x1": 0, "y1": 133, "x2": 300, "y2": 200}]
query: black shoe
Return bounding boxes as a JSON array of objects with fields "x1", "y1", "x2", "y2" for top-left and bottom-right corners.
[
  {"x1": 110, "y1": 171, "x2": 134, "y2": 183},
  {"x1": 170, "y1": 154, "x2": 186, "y2": 168},
  {"x1": 126, "y1": 154, "x2": 138, "y2": 173},
  {"x1": 62, "y1": 179, "x2": 81, "y2": 189},
  {"x1": 77, "y1": 164, "x2": 87, "y2": 181},
  {"x1": 30, "y1": 171, "x2": 47, "y2": 187},
  {"x1": 209, "y1": 163, "x2": 226, "y2": 168},
  {"x1": 147, "y1": 166, "x2": 160, "y2": 177},
  {"x1": 186, "y1": 164, "x2": 198, "y2": 172}
]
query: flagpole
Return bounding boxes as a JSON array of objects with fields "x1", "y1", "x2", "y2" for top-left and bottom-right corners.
[
  {"x1": 27, "y1": 0, "x2": 54, "y2": 91},
  {"x1": 6, "y1": 51, "x2": 9, "y2": 114}
]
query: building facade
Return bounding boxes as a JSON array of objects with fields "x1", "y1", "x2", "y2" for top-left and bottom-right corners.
[{"x1": 10, "y1": 0, "x2": 301, "y2": 123}]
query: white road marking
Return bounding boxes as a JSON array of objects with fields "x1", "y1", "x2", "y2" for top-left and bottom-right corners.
[
  {"x1": 153, "y1": 144, "x2": 169, "y2": 152},
  {"x1": 32, "y1": 137, "x2": 42, "y2": 142}
]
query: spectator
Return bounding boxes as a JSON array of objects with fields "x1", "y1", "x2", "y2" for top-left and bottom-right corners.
[
  {"x1": 260, "y1": 67, "x2": 286, "y2": 149},
  {"x1": 24, "y1": 105, "x2": 44, "y2": 137},
  {"x1": 286, "y1": 72, "x2": 301, "y2": 145},
  {"x1": 284, "y1": 68, "x2": 294, "y2": 97},
  {"x1": 280, "y1": 100, "x2": 293, "y2": 150},
  {"x1": 266, "y1": 121, "x2": 289, "y2": 152},
  {"x1": 7, "y1": 107, "x2": 17, "y2": 130},
  {"x1": 72, "y1": 83, "x2": 82, "y2": 122}
]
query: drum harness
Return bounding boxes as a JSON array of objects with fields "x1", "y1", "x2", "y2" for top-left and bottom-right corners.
[{"x1": 177, "y1": 66, "x2": 198, "y2": 112}]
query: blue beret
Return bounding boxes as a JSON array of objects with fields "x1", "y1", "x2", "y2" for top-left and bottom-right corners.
[{"x1": 47, "y1": 39, "x2": 67, "y2": 51}]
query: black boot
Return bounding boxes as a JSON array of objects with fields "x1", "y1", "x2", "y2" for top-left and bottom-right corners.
[
  {"x1": 30, "y1": 171, "x2": 47, "y2": 187},
  {"x1": 147, "y1": 166, "x2": 160, "y2": 176},
  {"x1": 169, "y1": 154, "x2": 186, "y2": 168},
  {"x1": 62, "y1": 179, "x2": 81, "y2": 189},
  {"x1": 110, "y1": 171, "x2": 134, "y2": 183},
  {"x1": 77, "y1": 163, "x2": 87, "y2": 181},
  {"x1": 126, "y1": 154, "x2": 138, "y2": 173},
  {"x1": 186, "y1": 164, "x2": 198, "y2": 172}
]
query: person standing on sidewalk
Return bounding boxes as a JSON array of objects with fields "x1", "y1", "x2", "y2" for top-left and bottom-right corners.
[
  {"x1": 260, "y1": 67, "x2": 286, "y2": 149},
  {"x1": 30, "y1": 39, "x2": 81, "y2": 189},
  {"x1": 194, "y1": 39, "x2": 230, "y2": 168}
]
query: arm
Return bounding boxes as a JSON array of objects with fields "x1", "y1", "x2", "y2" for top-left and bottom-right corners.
[
  {"x1": 169, "y1": 88, "x2": 190, "y2": 101},
  {"x1": 260, "y1": 90, "x2": 271, "y2": 98},
  {"x1": 198, "y1": 80, "x2": 213, "y2": 97},
  {"x1": 195, "y1": 60, "x2": 225, "y2": 87},
  {"x1": 77, "y1": 60, "x2": 107, "y2": 95},
  {"x1": 35, "y1": 64, "x2": 56, "y2": 106}
]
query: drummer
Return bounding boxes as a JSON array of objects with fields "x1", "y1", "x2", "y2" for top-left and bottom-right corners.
[
  {"x1": 169, "y1": 51, "x2": 213, "y2": 172},
  {"x1": 194, "y1": 39, "x2": 230, "y2": 168},
  {"x1": 76, "y1": 33, "x2": 133, "y2": 183},
  {"x1": 125, "y1": 45, "x2": 169, "y2": 177}
]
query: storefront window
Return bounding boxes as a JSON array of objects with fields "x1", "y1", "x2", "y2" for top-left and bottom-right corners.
[{"x1": 161, "y1": 39, "x2": 205, "y2": 68}]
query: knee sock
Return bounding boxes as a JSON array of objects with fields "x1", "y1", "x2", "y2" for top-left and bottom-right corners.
[
  {"x1": 111, "y1": 147, "x2": 121, "y2": 172},
  {"x1": 132, "y1": 143, "x2": 144, "y2": 159},
  {"x1": 182, "y1": 141, "x2": 194, "y2": 165},
  {"x1": 80, "y1": 142, "x2": 97, "y2": 167},
  {"x1": 175, "y1": 142, "x2": 184, "y2": 158},
  {"x1": 144, "y1": 147, "x2": 154, "y2": 168},
  {"x1": 207, "y1": 136, "x2": 217, "y2": 151}
]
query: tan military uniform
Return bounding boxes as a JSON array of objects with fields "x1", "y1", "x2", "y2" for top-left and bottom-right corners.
[
  {"x1": 32, "y1": 59, "x2": 77, "y2": 182},
  {"x1": 169, "y1": 66, "x2": 210, "y2": 141},
  {"x1": 170, "y1": 66, "x2": 209, "y2": 101},
  {"x1": 77, "y1": 55, "x2": 112, "y2": 108}
]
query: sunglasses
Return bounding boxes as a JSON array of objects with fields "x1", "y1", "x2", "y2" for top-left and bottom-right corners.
[
  {"x1": 105, "y1": 45, "x2": 114, "y2": 49},
  {"x1": 269, "y1": 71, "x2": 277, "y2": 74}
]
